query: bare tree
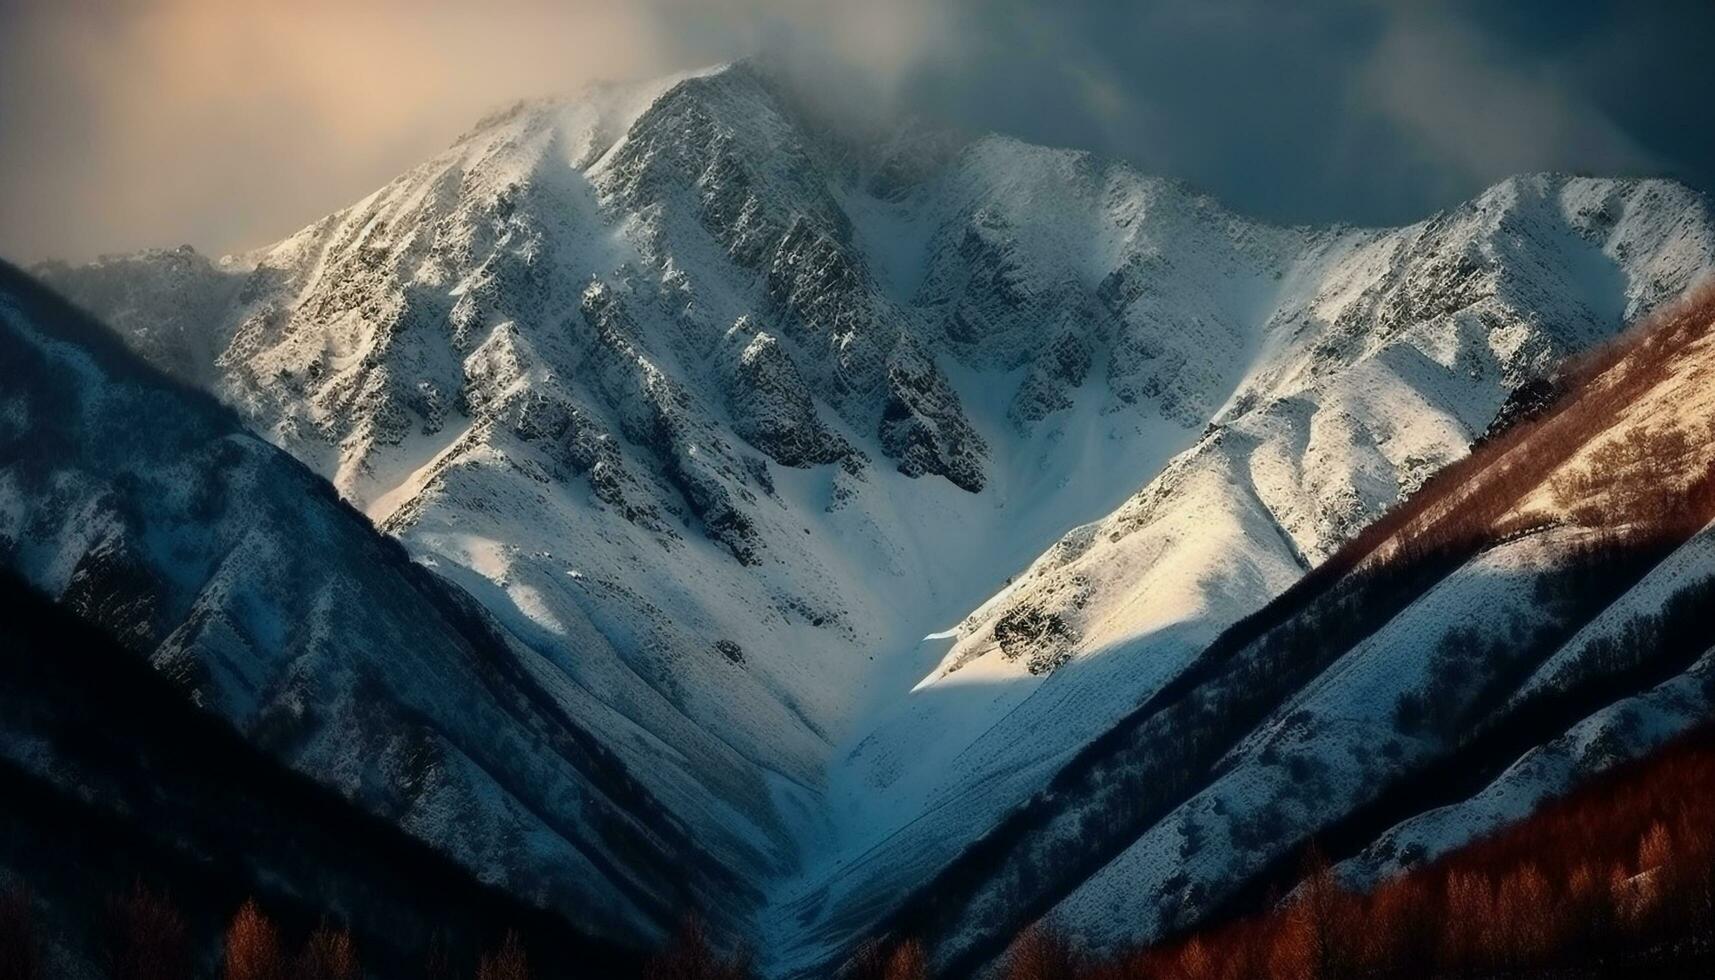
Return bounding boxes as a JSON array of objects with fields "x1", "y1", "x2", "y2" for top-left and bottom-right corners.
[
  {"x1": 1005, "y1": 923, "x2": 1081, "y2": 980},
  {"x1": 223, "y1": 899, "x2": 284, "y2": 980},
  {"x1": 296, "y1": 920, "x2": 360, "y2": 980}
]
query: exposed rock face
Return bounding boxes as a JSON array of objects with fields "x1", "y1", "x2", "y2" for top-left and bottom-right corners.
[
  {"x1": 35, "y1": 59, "x2": 1715, "y2": 973},
  {"x1": 1009, "y1": 331, "x2": 1094, "y2": 427},
  {"x1": 992, "y1": 604, "x2": 1080, "y2": 675},
  {"x1": 879, "y1": 335, "x2": 988, "y2": 491},
  {"x1": 724, "y1": 319, "x2": 855, "y2": 468}
]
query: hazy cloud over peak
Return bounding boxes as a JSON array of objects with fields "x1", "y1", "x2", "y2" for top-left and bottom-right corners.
[
  {"x1": 3, "y1": 0, "x2": 1711, "y2": 263},
  {"x1": 0, "y1": 0, "x2": 672, "y2": 263}
]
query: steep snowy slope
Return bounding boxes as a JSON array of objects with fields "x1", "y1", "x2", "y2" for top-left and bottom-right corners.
[
  {"x1": 874, "y1": 283, "x2": 1715, "y2": 976},
  {"x1": 38, "y1": 61, "x2": 1715, "y2": 970},
  {"x1": 775, "y1": 176, "x2": 1715, "y2": 960},
  {"x1": 0, "y1": 261, "x2": 747, "y2": 946}
]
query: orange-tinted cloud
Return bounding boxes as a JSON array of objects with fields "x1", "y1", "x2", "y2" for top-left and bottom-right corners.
[
  {"x1": 0, "y1": 0, "x2": 674, "y2": 262},
  {"x1": 3, "y1": 1, "x2": 1705, "y2": 265}
]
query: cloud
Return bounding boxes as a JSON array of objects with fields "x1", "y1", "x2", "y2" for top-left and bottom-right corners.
[
  {"x1": 0, "y1": 0, "x2": 672, "y2": 263},
  {"x1": 1356, "y1": 8, "x2": 1652, "y2": 186},
  {"x1": 0, "y1": 1, "x2": 1707, "y2": 264}
]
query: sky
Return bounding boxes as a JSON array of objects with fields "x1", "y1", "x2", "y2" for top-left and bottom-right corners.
[{"x1": 2, "y1": 0, "x2": 1712, "y2": 264}]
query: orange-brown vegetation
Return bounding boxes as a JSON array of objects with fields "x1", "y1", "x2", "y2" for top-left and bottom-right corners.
[
  {"x1": 1004, "y1": 923, "x2": 1086, "y2": 980},
  {"x1": 214, "y1": 900, "x2": 369, "y2": 980},
  {"x1": 223, "y1": 899, "x2": 286, "y2": 980},
  {"x1": 1022, "y1": 723, "x2": 1715, "y2": 979},
  {"x1": 845, "y1": 936, "x2": 930, "y2": 980},
  {"x1": 1186, "y1": 280, "x2": 1715, "y2": 769},
  {"x1": 295, "y1": 921, "x2": 360, "y2": 980},
  {"x1": 855, "y1": 281, "x2": 1715, "y2": 980},
  {"x1": 1, "y1": 566, "x2": 654, "y2": 980},
  {"x1": 9, "y1": 285, "x2": 1714, "y2": 980},
  {"x1": 1550, "y1": 422, "x2": 1704, "y2": 525},
  {"x1": 884, "y1": 939, "x2": 929, "y2": 980},
  {"x1": 1307, "y1": 276, "x2": 1715, "y2": 595}
]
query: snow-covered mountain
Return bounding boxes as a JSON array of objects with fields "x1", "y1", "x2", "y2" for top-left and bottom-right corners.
[
  {"x1": 885, "y1": 280, "x2": 1715, "y2": 976},
  {"x1": 32, "y1": 59, "x2": 1715, "y2": 971},
  {"x1": 0, "y1": 262, "x2": 744, "y2": 946}
]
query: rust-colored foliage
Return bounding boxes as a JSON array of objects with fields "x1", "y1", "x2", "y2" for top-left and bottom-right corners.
[
  {"x1": 884, "y1": 939, "x2": 928, "y2": 980},
  {"x1": 1004, "y1": 924, "x2": 1083, "y2": 980},
  {"x1": 1267, "y1": 849, "x2": 1356, "y2": 980},
  {"x1": 296, "y1": 920, "x2": 360, "y2": 980},
  {"x1": 1048, "y1": 724, "x2": 1715, "y2": 979},
  {"x1": 1289, "y1": 277, "x2": 1715, "y2": 598},
  {"x1": 104, "y1": 881, "x2": 188, "y2": 980},
  {"x1": 845, "y1": 936, "x2": 929, "y2": 980},
  {"x1": 223, "y1": 899, "x2": 285, "y2": 980}
]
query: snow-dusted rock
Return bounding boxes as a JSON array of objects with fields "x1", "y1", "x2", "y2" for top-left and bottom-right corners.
[{"x1": 0, "y1": 265, "x2": 748, "y2": 945}]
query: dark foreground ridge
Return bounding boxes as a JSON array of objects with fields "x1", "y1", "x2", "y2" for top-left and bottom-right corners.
[{"x1": 0, "y1": 571, "x2": 642, "y2": 979}]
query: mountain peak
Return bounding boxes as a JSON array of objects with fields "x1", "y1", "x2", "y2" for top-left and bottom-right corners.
[{"x1": 29, "y1": 71, "x2": 1715, "y2": 972}]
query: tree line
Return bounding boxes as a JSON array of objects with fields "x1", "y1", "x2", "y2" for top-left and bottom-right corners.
[{"x1": 980, "y1": 721, "x2": 1715, "y2": 980}]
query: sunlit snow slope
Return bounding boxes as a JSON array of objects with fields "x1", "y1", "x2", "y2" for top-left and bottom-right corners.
[
  {"x1": 877, "y1": 283, "x2": 1715, "y2": 977},
  {"x1": 38, "y1": 60, "x2": 1715, "y2": 967}
]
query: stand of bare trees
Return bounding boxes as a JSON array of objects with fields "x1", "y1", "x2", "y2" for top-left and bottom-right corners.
[
  {"x1": 842, "y1": 937, "x2": 930, "y2": 980},
  {"x1": 995, "y1": 724, "x2": 1715, "y2": 980}
]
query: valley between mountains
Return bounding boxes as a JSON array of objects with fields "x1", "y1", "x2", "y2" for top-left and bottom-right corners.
[{"x1": 10, "y1": 59, "x2": 1715, "y2": 976}]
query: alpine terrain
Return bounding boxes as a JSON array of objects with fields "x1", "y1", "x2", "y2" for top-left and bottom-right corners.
[{"x1": 15, "y1": 59, "x2": 1715, "y2": 975}]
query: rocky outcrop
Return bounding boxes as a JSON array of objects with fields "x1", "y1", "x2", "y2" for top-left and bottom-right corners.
[
  {"x1": 879, "y1": 336, "x2": 987, "y2": 491},
  {"x1": 723, "y1": 319, "x2": 855, "y2": 468}
]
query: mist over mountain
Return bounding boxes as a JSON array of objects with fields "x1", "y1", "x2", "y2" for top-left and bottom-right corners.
[{"x1": 7, "y1": 2, "x2": 1715, "y2": 264}]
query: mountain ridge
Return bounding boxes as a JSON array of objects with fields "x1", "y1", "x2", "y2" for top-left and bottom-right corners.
[
  {"x1": 869, "y1": 280, "x2": 1715, "y2": 977},
  {"x1": 0, "y1": 258, "x2": 747, "y2": 945},
  {"x1": 0, "y1": 566, "x2": 642, "y2": 978},
  {"x1": 26, "y1": 59, "x2": 1715, "y2": 971}
]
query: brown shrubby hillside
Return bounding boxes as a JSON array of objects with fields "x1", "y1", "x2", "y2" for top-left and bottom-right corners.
[
  {"x1": 1006, "y1": 722, "x2": 1715, "y2": 980},
  {"x1": 953, "y1": 282, "x2": 1715, "y2": 980}
]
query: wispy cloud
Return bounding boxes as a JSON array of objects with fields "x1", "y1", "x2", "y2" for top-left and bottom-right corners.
[
  {"x1": 1356, "y1": 7, "x2": 1651, "y2": 185},
  {"x1": 0, "y1": 0, "x2": 1706, "y2": 264},
  {"x1": 0, "y1": 0, "x2": 670, "y2": 263}
]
